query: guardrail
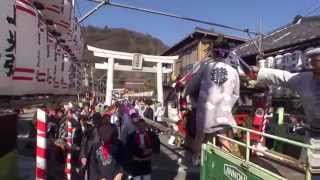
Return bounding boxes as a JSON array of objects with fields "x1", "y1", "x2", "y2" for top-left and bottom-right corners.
[{"x1": 207, "y1": 125, "x2": 320, "y2": 180}]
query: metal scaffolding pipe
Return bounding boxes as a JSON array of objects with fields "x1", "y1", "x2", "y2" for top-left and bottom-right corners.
[{"x1": 79, "y1": 0, "x2": 109, "y2": 23}]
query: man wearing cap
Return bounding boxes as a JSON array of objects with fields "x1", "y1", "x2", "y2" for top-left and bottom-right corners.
[{"x1": 253, "y1": 47, "x2": 320, "y2": 166}]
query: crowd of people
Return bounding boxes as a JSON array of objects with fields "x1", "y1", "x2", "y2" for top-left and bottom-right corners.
[
  {"x1": 28, "y1": 45, "x2": 320, "y2": 179},
  {"x1": 35, "y1": 98, "x2": 162, "y2": 180}
]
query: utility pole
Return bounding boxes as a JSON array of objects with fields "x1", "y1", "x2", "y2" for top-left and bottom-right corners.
[{"x1": 91, "y1": 64, "x2": 95, "y2": 97}]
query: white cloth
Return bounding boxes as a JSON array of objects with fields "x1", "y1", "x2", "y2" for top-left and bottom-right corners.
[
  {"x1": 154, "y1": 106, "x2": 164, "y2": 122},
  {"x1": 110, "y1": 114, "x2": 119, "y2": 124},
  {"x1": 257, "y1": 68, "x2": 320, "y2": 128},
  {"x1": 167, "y1": 103, "x2": 179, "y2": 123}
]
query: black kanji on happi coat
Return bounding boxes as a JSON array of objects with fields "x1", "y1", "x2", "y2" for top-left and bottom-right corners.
[{"x1": 210, "y1": 67, "x2": 228, "y2": 85}]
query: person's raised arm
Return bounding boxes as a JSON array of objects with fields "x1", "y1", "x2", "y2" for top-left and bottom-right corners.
[{"x1": 255, "y1": 68, "x2": 299, "y2": 90}]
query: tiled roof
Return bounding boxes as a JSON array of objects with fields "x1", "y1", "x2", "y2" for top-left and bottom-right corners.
[
  {"x1": 235, "y1": 16, "x2": 320, "y2": 57},
  {"x1": 162, "y1": 27, "x2": 247, "y2": 55}
]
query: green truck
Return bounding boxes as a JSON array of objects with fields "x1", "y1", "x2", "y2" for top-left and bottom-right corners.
[{"x1": 201, "y1": 125, "x2": 320, "y2": 180}]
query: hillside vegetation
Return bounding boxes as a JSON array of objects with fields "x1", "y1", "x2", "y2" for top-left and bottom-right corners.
[{"x1": 82, "y1": 26, "x2": 168, "y2": 89}]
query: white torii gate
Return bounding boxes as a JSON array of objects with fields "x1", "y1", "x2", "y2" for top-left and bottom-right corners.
[{"x1": 87, "y1": 45, "x2": 178, "y2": 106}]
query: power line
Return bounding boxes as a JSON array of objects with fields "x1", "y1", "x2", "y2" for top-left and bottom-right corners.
[
  {"x1": 306, "y1": 5, "x2": 320, "y2": 16},
  {"x1": 304, "y1": 0, "x2": 320, "y2": 16},
  {"x1": 85, "y1": 0, "x2": 259, "y2": 35}
]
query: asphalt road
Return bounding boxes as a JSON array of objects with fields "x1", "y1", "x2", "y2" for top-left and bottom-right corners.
[{"x1": 152, "y1": 135, "x2": 200, "y2": 180}]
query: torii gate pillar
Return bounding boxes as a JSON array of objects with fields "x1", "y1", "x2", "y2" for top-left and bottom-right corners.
[
  {"x1": 156, "y1": 62, "x2": 164, "y2": 104},
  {"x1": 105, "y1": 58, "x2": 114, "y2": 105}
]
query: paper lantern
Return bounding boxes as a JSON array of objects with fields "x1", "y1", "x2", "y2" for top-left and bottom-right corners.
[
  {"x1": 291, "y1": 50, "x2": 303, "y2": 71},
  {"x1": 304, "y1": 47, "x2": 314, "y2": 70},
  {"x1": 63, "y1": 53, "x2": 72, "y2": 94},
  {"x1": 258, "y1": 59, "x2": 266, "y2": 68},
  {"x1": 46, "y1": 33, "x2": 57, "y2": 94},
  {"x1": 14, "y1": 0, "x2": 39, "y2": 95},
  {"x1": 282, "y1": 53, "x2": 292, "y2": 70},
  {"x1": 0, "y1": 0, "x2": 16, "y2": 95},
  {"x1": 62, "y1": 0, "x2": 73, "y2": 25},
  {"x1": 35, "y1": 20, "x2": 48, "y2": 94},
  {"x1": 275, "y1": 55, "x2": 284, "y2": 70},
  {"x1": 34, "y1": 0, "x2": 63, "y2": 23},
  {"x1": 53, "y1": 44, "x2": 63, "y2": 94},
  {"x1": 266, "y1": 56, "x2": 275, "y2": 68}
]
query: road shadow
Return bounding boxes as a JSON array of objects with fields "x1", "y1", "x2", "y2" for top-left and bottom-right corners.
[
  {"x1": 152, "y1": 150, "x2": 179, "y2": 180},
  {"x1": 152, "y1": 139, "x2": 200, "y2": 180}
]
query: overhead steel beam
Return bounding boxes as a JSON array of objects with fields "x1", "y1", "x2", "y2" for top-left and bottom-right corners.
[{"x1": 78, "y1": 0, "x2": 109, "y2": 23}]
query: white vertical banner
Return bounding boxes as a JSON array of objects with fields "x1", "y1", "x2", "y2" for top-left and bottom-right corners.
[{"x1": 0, "y1": 0, "x2": 16, "y2": 94}]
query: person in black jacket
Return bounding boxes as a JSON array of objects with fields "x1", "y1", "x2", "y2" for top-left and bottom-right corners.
[
  {"x1": 87, "y1": 118, "x2": 129, "y2": 180},
  {"x1": 143, "y1": 101, "x2": 154, "y2": 121},
  {"x1": 126, "y1": 118, "x2": 160, "y2": 180},
  {"x1": 79, "y1": 112, "x2": 102, "y2": 179}
]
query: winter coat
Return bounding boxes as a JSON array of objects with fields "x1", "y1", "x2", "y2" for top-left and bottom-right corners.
[
  {"x1": 126, "y1": 130, "x2": 160, "y2": 176},
  {"x1": 80, "y1": 126, "x2": 100, "y2": 159},
  {"x1": 87, "y1": 140, "x2": 129, "y2": 180}
]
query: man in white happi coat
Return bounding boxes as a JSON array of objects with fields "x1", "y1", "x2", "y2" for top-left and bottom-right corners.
[
  {"x1": 254, "y1": 48, "x2": 320, "y2": 167},
  {"x1": 184, "y1": 50, "x2": 241, "y2": 161}
]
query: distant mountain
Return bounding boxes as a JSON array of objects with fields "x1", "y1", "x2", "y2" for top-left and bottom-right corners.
[{"x1": 82, "y1": 26, "x2": 168, "y2": 89}]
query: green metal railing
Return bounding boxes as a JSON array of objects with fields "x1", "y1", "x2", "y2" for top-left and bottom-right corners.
[{"x1": 203, "y1": 125, "x2": 320, "y2": 180}]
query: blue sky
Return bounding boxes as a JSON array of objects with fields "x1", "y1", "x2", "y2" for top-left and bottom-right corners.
[{"x1": 78, "y1": 0, "x2": 320, "y2": 46}]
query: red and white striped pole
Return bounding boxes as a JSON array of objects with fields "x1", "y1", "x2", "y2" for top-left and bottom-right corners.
[
  {"x1": 65, "y1": 118, "x2": 72, "y2": 180},
  {"x1": 259, "y1": 107, "x2": 269, "y2": 146},
  {"x1": 36, "y1": 109, "x2": 47, "y2": 180}
]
